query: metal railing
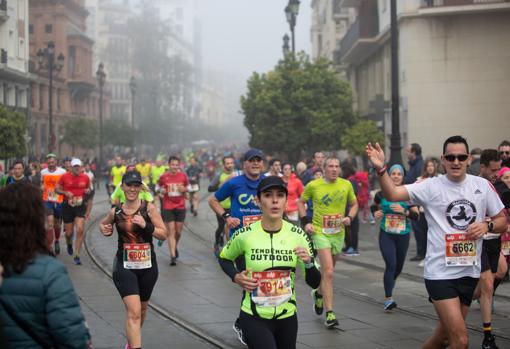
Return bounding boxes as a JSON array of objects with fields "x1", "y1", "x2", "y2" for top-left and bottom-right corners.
[
  {"x1": 1, "y1": 49, "x2": 7, "y2": 64},
  {"x1": 422, "y1": 0, "x2": 509, "y2": 7}
]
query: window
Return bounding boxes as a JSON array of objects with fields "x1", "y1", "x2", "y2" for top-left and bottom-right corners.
[
  {"x1": 29, "y1": 24, "x2": 33, "y2": 34},
  {"x1": 45, "y1": 24, "x2": 52, "y2": 33},
  {"x1": 39, "y1": 84, "x2": 44, "y2": 110},
  {"x1": 57, "y1": 88, "x2": 61, "y2": 111}
]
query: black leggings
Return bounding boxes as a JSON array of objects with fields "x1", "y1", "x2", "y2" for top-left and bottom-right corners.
[
  {"x1": 239, "y1": 311, "x2": 297, "y2": 349},
  {"x1": 379, "y1": 230, "x2": 410, "y2": 297},
  {"x1": 214, "y1": 213, "x2": 226, "y2": 245},
  {"x1": 112, "y1": 257, "x2": 158, "y2": 301}
]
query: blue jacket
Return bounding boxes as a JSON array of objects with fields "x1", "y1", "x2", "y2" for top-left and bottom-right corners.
[
  {"x1": 404, "y1": 155, "x2": 423, "y2": 184},
  {"x1": 0, "y1": 254, "x2": 90, "y2": 349}
]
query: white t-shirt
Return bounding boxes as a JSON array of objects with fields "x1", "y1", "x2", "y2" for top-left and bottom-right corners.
[
  {"x1": 85, "y1": 170, "x2": 95, "y2": 191},
  {"x1": 406, "y1": 174, "x2": 504, "y2": 280}
]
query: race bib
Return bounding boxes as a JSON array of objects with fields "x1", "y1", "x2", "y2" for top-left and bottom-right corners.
[
  {"x1": 69, "y1": 196, "x2": 83, "y2": 207},
  {"x1": 123, "y1": 243, "x2": 152, "y2": 269},
  {"x1": 167, "y1": 183, "x2": 181, "y2": 197},
  {"x1": 242, "y1": 214, "x2": 262, "y2": 227},
  {"x1": 501, "y1": 233, "x2": 510, "y2": 256},
  {"x1": 187, "y1": 184, "x2": 199, "y2": 192},
  {"x1": 322, "y1": 214, "x2": 343, "y2": 235},
  {"x1": 47, "y1": 189, "x2": 59, "y2": 202},
  {"x1": 445, "y1": 232, "x2": 477, "y2": 267},
  {"x1": 251, "y1": 270, "x2": 292, "y2": 307},
  {"x1": 384, "y1": 214, "x2": 406, "y2": 234}
]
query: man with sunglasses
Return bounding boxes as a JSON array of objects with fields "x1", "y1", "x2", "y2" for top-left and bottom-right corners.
[
  {"x1": 498, "y1": 140, "x2": 510, "y2": 168},
  {"x1": 366, "y1": 136, "x2": 506, "y2": 349},
  {"x1": 208, "y1": 148, "x2": 265, "y2": 346}
]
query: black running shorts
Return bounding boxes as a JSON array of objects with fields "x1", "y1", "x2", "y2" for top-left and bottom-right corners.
[
  {"x1": 161, "y1": 208, "x2": 186, "y2": 223},
  {"x1": 112, "y1": 257, "x2": 158, "y2": 301},
  {"x1": 481, "y1": 238, "x2": 501, "y2": 273},
  {"x1": 62, "y1": 202, "x2": 87, "y2": 223},
  {"x1": 425, "y1": 277, "x2": 478, "y2": 307}
]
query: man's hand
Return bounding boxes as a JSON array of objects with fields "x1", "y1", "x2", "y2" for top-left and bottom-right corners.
[
  {"x1": 226, "y1": 216, "x2": 241, "y2": 229},
  {"x1": 234, "y1": 270, "x2": 258, "y2": 292},
  {"x1": 466, "y1": 222, "x2": 488, "y2": 240},
  {"x1": 304, "y1": 223, "x2": 314, "y2": 235},
  {"x1": 374, "y1": 210, "x2": 383, "y2": 220},
  {"x1": 366, "y1": 143, "x2": 386, "y2": 170},
  {"x1": 294, "y1": 247, "x2": 311, "y2": 264},
  {"x1": 342, "y1": 217, "x2": 351, "y2": 227}
]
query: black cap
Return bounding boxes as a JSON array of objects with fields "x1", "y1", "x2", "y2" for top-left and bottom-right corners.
[
  {"x1": 244, "y1": 148, "x2": 264, "y2": 161},
  {"x1": 257, "y1": 176, "x2": 288, "y2": 195},
  {"x1": 122, "y1": 171, "x2": 143, "y2": 185}
]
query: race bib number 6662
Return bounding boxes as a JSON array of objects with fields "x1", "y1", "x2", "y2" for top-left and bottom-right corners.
[{"x1": 445, "y1": 232, "x2": 477, "y2": 267}]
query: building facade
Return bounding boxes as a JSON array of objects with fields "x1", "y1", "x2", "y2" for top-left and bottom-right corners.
[
  {"x1": 29, "y1": 0, "x2": 109, "y2": 158},
  {"x1": 0, "y1": 0, "x2": 32, "y2": 116},
  {"x1": 325, "y1": 0, "x2": 510, "y2": 156}
]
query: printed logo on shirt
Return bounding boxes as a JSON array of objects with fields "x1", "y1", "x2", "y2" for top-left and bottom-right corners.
[
  {"x1": 474, "y1": 189, "x2": 482, "y2": 195},
  {"x1": 238, "y1": 193, "x2": 256, "y2": 206},
  {"x1": 446, "y1": 199, "x2": 477, "y2": 230}
]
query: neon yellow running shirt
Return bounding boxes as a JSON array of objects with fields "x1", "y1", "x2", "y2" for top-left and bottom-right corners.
[{"x1": 300, "y1": 178, "x2": 356, "y2": 236}]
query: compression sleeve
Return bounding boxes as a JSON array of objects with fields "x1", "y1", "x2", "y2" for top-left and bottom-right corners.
[
  {"x1": 304, "y1": 263, "x2": 321, "y2": 289},
  {"x1": 208, "y1": 173, "x2": 221, "y2": 192},
  {"x1": 218, "y1": 257, "x2": 238, "y2": 282}
]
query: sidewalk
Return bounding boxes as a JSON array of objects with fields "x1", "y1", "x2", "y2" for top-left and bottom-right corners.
[
  {"x1": 85, "y1": 189, "x2": 507, "y2": 349},
  {"x1": 62, "y1": 191, "x2": 214, "y2": 349}
]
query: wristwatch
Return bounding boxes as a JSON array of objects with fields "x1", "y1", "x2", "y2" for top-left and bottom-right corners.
[
  {"x1": 222, "y1": 211, "x2": 231, "y2": 219},
  {"x1": 487, "y1": 221, "x2": 494, "y2": 233}
]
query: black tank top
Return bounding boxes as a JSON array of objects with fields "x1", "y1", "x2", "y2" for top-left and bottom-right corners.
[{"x1": 114, "y1": 201, "x2": 154, "y2": 258}]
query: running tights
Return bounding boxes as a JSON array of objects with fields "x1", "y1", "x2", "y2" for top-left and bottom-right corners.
[
  {"x1": 214, "y1": 213, "x2": 226, "y2": 245},
  {"x1": 379, "y1": 230, "x2": 410, "y2": 298},
  {"x1": 239, "y1": 312, "x2": 297, "y2": 349}
]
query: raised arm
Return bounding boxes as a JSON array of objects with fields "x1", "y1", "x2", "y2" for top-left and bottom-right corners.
[{"x1": 365, "y1": 142, "x2": 410, "y2": 202}]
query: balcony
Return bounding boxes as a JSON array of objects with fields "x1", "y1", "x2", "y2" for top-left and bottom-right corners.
[
  {"x1": 422, "y1": 0, "x2": 508, "y2": 6},
  {"x1": 420, "y1": 0, "x2": 510, "y2": 13},
  {"x1": 0, "y1": 0, "x2": 8, "y2": 23}
]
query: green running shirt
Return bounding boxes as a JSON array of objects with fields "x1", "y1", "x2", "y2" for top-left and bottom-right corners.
[{"x1": 220, "y1": 220, "x2": 315, "y2": 320}]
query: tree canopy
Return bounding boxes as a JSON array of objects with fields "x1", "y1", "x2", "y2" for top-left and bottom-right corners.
[
  {"x1": 241, "y1": 54, "x2": 355, "y2": 161},
  {"x1": 0, "y1": 106, "x2": 26, "y2": 159},
  {"x1": 343, "y1": 118, "x2": 385, "y2": 156},
  {"x1": 62, "y1": 117, "x2": 98, "y2": 155}
]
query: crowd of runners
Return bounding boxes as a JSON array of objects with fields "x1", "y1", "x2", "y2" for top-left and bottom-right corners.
[{"x1": 1, "y1": 138, "x2": 510, "y2": 349}]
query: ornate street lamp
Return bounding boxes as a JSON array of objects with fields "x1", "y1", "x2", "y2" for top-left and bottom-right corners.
[
  {"x1": 36, "y1": 42, "x2": 64, "y2": 153},
  {"x1": 96, "y1": 63, "x2": 106, "y2": 167},
  {"x1": 282, "y1": 34, "x2": 290, "y2": 56},
  {"x1": 284, "y1": 0, "x2": 300, "y2": 53},
  {"x1": 389, "y1": 0, "x2": 402, "y2": 165},
  {"x1": 129, "y1": 76, "x2": 136, "y2": 128}
]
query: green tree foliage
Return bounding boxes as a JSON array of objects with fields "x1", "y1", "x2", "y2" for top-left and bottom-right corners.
[
  {"x1": 241, "y1": 54, "x2": 355, "y2": 160},
  {"x1": 62, "y1": 118, "x2": 98, "y2": 155},
  {"x1": 0, "y1": 106, "x2": 26, "y2": 159},
  {"x1": 342, "y1": 118, "x2": 385, "y2": 156},
  {"x1": 103, "y1": 119, "x2": 135, "y2": 148}
]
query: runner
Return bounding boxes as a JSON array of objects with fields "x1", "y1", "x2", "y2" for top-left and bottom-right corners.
[
  {"x1": 157, "y1": 156, "x2": 189, "y2": 266},
  {"x1": 185, "y1": 157, "x2": 202, "y2": 217},
  {"x1": 41, "y1": 154, "x2": 66, "y2": 253},
  {"x1": 472, "y1": 148, "x2": 505, "y2": 349},
  {"x1": 371, "y1": 164, "x2": 420, "y2": 310},
  {"x1": 84, "y1": 162, "x2": 96, "y2": 220},
  {"x1": 111, "y1": 156, "x2": 126, "y2": 194},
  {"x1": 366, "y1": 136, "x2": 506, "y2": 349},
  {"x1": 149, "y1": 158, "x2": 167, "y2": 196},
  {"x1": 136, "y1": 158, "x2": 152, "y2": 185},
  {"x1": 264, "y1": 158, "x2": 282, "y2": 177},
  {"x1": 55, "y1": 158, "x2": 91, "y2": 265},
  {"x1": 99, "y1": 171, "x2": 166, "y2": 349},
  {"x1": 4, "y1": 160, "x2": 30, "y2": 185},
  {"x1": 282, "y1": 163, "x2": 303, "y2": 226},
  {"x1": 62, "y1": 157, "x2": 72, "y2": 172},
  {"x1": 218, "y1": 176, "x2": 321, "y2": 349},
  {"x1": 297, "y1": 156, "x2": 358, "y2": 328},
  {"x1": 208, "y1": 148, "x2": 265, "y2": 344},
  {"x1": 207, "y1": 155, "x2": 240, "y2": 256}
]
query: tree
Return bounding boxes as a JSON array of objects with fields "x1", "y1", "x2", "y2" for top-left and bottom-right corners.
[
  {"x1": 342, "y1": 119, "x2": 385, "y2": 156},
  {"x1": 241, "y1": 54, "x2": 355, "y2": 161},
  {"x1": 62, "y1": 118, "x2": 98, "y2": 155},
  {"x1": 0, "y1": 106, "x2": 26, "y2": 159},
  {"x1": 103, "y1": 119, "x2": 135, "y2": 148}
]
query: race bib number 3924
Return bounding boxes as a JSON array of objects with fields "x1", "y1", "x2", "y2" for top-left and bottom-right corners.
[{"x1": 445, "y1": 233, "x2": 477, "y2": 267}]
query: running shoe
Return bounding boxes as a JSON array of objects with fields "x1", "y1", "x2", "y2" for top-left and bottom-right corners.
[
  {"x1": 157, "y1": 239, "x2": 164, "y2": 247},
  {"x1": 175, "y1": 248, "x2": 179, "y2": 259},
  {"x1": 482, "y1": 334, "x2": 499, "y2": 349},
  {"x1": 73, "y1": 256, "x2": 81, "y2": 265},
  {"x1": 67, "y1": 244, "x2": 73, "y2": 256},
  {"x1": 311, "y1": 289, "x2": 324, "y2": 315},
  {"x1": 54, "y1": 241, "x2": 60, "y2": 255},
  {"x1": 232, "y1": 318, "x2": 247, "y2": 346},
  {"x1": 383, "y1": 299, "x2": 397, "y2": 311},
  {"x1": 193, "y1": 210, "x2": 198, "y2": 217},
  {"x1": 325, "y1": 311, "x2": 339, "y2": 328},
  {"x1": 342, "y1": 247, "x2": 357, "y2": 257},
  {"x1": 170, "y1": 257, "x2": 177, "y2": 266}
]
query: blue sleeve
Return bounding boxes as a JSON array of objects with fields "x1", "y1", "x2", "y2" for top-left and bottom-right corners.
[{"x1": 215, "y1": 177, "x2": 234, "y2": 202}]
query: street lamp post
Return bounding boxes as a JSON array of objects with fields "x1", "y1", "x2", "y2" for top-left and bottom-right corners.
[
  {"x1": 284, "y1": 0, "x2": 300, "y2": 54},
  {"x1": 389, "y1": 0, "x2": 402, "y2": 165},
  {"x1": 129, "y1": 76, "x2": 136, "y2": 128},
  {"x1": 36, "y1": 42, "x2": 64, "y2": 153},
  {"x1": 96, "y1": 63, "x2": 106, "y2": 168},
  {"x1": 282, "y1": 34, "x2": 290, "y2": 56}
]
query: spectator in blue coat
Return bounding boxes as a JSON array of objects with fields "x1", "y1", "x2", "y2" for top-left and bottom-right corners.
[
  {"x1": 0, "y1": 182, "x2": 91, "y2": 349},
  {"x1": 404, "y1": 143, "x2": 423, "y2": 185}
]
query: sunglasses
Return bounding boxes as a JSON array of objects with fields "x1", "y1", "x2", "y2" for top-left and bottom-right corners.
[
  {"x1": 125, "y1": 183, "x2": 142, "y2": 187},
  {"x1": 500, "y1": 151, "x2": 510, "y2": 156},
  {"x1": 444, "y1": 154, "x2": 469, "y2": 162}
]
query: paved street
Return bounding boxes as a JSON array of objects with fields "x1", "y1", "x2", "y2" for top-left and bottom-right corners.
[{"x1": 63, "y1": 190, "x2": 510, "y2": 349}]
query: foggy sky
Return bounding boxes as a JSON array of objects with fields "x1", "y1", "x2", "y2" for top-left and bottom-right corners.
[{"x1": 199, "y1": 0, "x2": 311, "y2": 81}]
